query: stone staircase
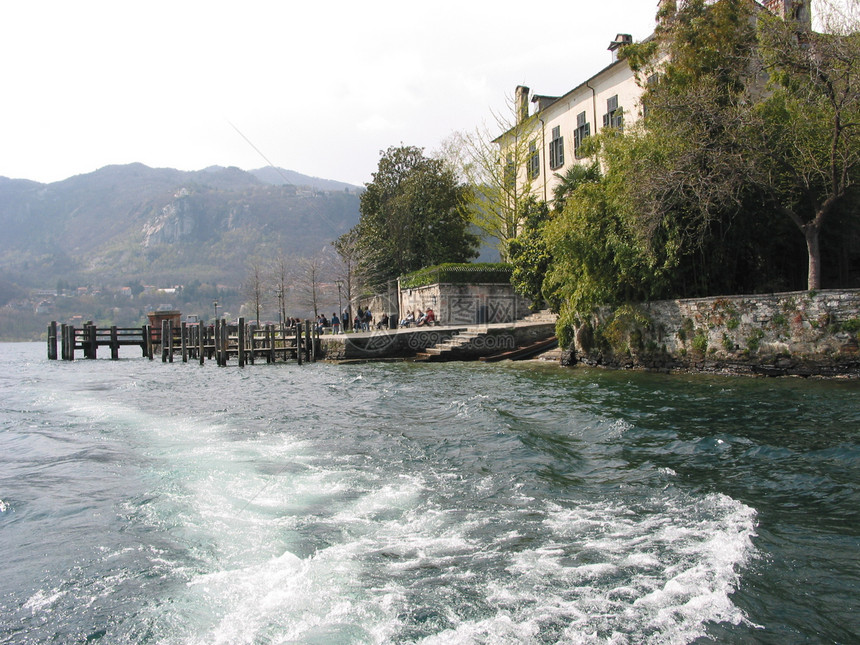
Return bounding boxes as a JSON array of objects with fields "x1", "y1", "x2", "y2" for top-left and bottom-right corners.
[
  {"x1": 414, "y1": 328, "x2": 490, "y2": 362},
  {"x1": 517, "y1": 309, "x2": 558, "y2": 325},
  {"x1": 414, "y1": 310, "x2": 558, "y2": 363}
]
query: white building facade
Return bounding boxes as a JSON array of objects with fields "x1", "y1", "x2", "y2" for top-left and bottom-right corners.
[{"x1": 499, "y1": 0, "x2": 812, "y2": 205}]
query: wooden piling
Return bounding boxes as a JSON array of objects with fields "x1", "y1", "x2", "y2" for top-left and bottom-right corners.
[
  {"x1": 161, "y1": 320, "x2": 169, "y2": 362},
  {"x1": 64, "y1": 325, "x2": 74, "y2": 361},
  {"x1": 48, "y1": 322, "x2": 58, "y2": 360},
  {"x1": 249, "y1": 322, "x2": 255, "y2": 365},
  {"x1": 85, "y1": 323, "x2": 97, "y2": 359},
  {"x1": 181, "y1": 322, "x2": 188, "y2": 363},
  {"x1": 145, "y1": 325, "x2": 153, "y2": 360},
  {"x1": 218, "y1": 322, "x2": 223, "y2": 363},
  {"x1": 199, "y1": 321, "x2": 205, "y2": 365},
  {"x1": 46, "y1": 319, "x2": 310, "y2": 367},
  {"x1": 110, "y1": 326, "x2": 119, "y2": 360},
  {"x1": 220, "y1": 320, "x2": 228, "y2": 367},
  {"x1": 169, "y1": 321, "x2": 175, "y2": 363},
  {"x1": 238, "y1": 317, "x2": 246, "y2": 368}
]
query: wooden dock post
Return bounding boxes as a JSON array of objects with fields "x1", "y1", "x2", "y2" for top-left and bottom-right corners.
[
  {"x1": 85, "y1": 322, "x2": 97, "y2": 359},
  {"x1": 248, "y1": 323, "x2": 255, "y2": 365},
  {"x1": 64, "y1": 325, "x2": 75, "y2": 361},
  {"x1": 168, "y1": 321, "x2": 175, "y2": 363},
  {"x1": 220, "y1": 319, "x2": 228, "y2": 367},
  {"x1": 304, "y1": 320, "x2": 312, "y2": 363},
  {"x1": 110, "y1": 326, "x2": 119, "y2": 360},
  {"x1": 209, "y1": 324, "x2": 215, "y2": 360},
  {"x1": 145, "y1": 325, "x2": 154, "y2": 360},
  {"x1": 217, "y1": 319, "x2": 224, "y2": 366},
  {"x1": 181, "y1": 322, "x2": 188, "y2": 363},
  {"x1": 48, "y1": 322, "x2": 58, "y2": 360},
  {"x1": 161, "y1": 320, "x2": 169, "y2": 362},
  {"x1": 223, "y1": 320, "x2": 229, "y2": 366},
  {"x1": 198, "y1": 321, "x2": 205, "y2": 365},
  {"x1": 238, "y1": 317, "x2": 246, "y2": 368}
]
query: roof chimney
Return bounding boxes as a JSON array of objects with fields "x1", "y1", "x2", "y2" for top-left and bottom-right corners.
[
  {"x1": 608, "y1": 34, "x2": 633, "y2": 61},
  {"x1": 515, "y1": 85, "x2": 530, "y2": 123}
]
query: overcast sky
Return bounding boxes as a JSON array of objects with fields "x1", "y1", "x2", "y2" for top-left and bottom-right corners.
[{"x1": 0, "y1": 2, "x2": 716, "y2": 185}]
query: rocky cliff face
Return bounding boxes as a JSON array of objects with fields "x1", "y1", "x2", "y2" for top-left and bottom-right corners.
[
  {"x1": 142, "y1": 192, "x2": 197, "y2": 247},
  {"x1": 0, "y1": 163, "x2": 362, "y2": 288}
]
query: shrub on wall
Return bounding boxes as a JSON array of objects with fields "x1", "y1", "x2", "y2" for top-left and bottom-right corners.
[{"x1": 400, "y1": 263, "x2": 513, "y2": 289}]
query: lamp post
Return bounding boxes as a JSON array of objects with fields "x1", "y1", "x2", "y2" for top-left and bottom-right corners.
[
  {"x1": 335, "y1": 280, "x2": 343, "y2": 333},
  {"x1": 213, "y1": 300, "x2": 219, "y2": 322},
  {"x1": 276, "y1": 288, "x2": 284, "y2": 329}
]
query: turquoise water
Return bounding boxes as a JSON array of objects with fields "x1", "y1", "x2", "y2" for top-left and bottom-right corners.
[{"x1": 0, "y1": 343, "x2": 857, "y2": 644}]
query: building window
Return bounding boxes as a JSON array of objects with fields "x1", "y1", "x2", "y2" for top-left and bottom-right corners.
[
  {"x1": 549, "y1": 125, "x2": 564, "y2": 170},
  {"x1": 573, "y1": 111, "x2": 591, "y2": 159},
  {"x1": 602, "y1": 95, "x2": 624, "y2": 131},
  {"x1": 527, "y1": 140, "x2": 540, "y2": 180}
]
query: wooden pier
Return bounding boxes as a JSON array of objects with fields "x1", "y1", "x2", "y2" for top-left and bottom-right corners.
[{"x1": 47, "y1": 318, "x2": 319, "y2": 366}]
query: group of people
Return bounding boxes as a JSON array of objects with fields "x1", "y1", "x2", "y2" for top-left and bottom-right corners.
[
  {"x1": 312, "y1": 306, "x2": 437, "y2": 333},
  {"x1": 399, "y1": 308, "x2": 435, "y2": 327},
  {"x1": 353, "y1": 306, "x2": 374, "y2": 332},
  {"x1": 314, "y1": 307, "x2": 377, "y2": 334}
]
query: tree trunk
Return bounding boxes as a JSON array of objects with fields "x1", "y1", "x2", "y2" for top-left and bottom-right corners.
[{"x1": 805, "y1": 224, "x2": 822, "y2": 290}]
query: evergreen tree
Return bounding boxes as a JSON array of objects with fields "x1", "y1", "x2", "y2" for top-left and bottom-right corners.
[
  {"x1": 352, "y1": 146, "x2": 479, "y2": 289},
  {"x1": 508, "y1": 197, "x2": 552, "y2": 311}
]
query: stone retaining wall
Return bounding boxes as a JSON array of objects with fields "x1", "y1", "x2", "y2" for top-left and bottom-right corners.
[
  {"x1": 320, "y1": 328, "x2": 466, "y2": 361},
  {"x1": 320, "y1": 322, "x2": 556, "y2": 362},
  {"x1": 399, "y1": 283, "x2": 531, "y2": 326},
  {"x1": 569, "y1": 289, "x2": 860, "y2": 377}
]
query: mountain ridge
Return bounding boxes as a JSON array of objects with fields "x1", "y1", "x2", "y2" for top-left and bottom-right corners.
[
  {"x1": 0, "y1": 163, "x2": 363, "y2": 193},
  {"x1": 0, "y1": 162, "x2": 363, "y2": 290}
]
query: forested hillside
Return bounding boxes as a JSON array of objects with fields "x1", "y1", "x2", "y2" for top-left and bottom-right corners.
[
  {"x1": 0, "y1": 164, "x2": 361, "y2": 339},
  {"x1": 0, "y1": 163, "x2": 360, "y2": 289}
]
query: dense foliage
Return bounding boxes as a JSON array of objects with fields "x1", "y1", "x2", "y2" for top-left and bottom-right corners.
[
  {"x1": 507, "y1": 198, "x2": 552, "y2": 311},
  {"x1": 399, "y1": 263, "x2": 512, "y2": 289},
  {"x1": 351, "y1": 146, "x2": 480, "y2": 289},
  {"x1": 623, "y1": 0, "x2": 860, "y2": 291},
  {"x1": 511, "y1": 0, "x2": 860, "y2": 342}
]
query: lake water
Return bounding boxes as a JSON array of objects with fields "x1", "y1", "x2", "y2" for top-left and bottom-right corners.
[{"x1": 0, "y1": 342, "x2": 857, "y2": 644}]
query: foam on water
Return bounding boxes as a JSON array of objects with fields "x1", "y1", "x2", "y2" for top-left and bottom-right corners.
[
  {"x1": 133, "y1": 417, "x2": 754, "y2": 644},
  {"x1": 14, "y1": 351, "x2": 845, "y2": 644},
  {"x1": 145, "y1": 465, "x2": 757, "y2": 644}
]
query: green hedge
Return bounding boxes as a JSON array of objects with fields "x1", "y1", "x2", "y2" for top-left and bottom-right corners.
[{"x1": 400, "y1": 263, "x2": 513, "y2": 289}]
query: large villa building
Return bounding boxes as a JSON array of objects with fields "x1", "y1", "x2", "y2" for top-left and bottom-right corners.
[{"x1": 498, "y1": 0, "x2": 812, "y2": 203}]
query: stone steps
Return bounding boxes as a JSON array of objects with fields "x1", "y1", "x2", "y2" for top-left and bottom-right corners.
[
  {"x1": 518, "y1": 309, "x2": 558, "y2": 324},
  {"x1": 415, "y1": 329, "x2": 492, "y2": 361}
]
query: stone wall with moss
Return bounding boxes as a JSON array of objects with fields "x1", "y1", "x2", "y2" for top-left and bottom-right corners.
[{"x1": 568, "y1": 289, "x2": 860, "y2": 377}]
